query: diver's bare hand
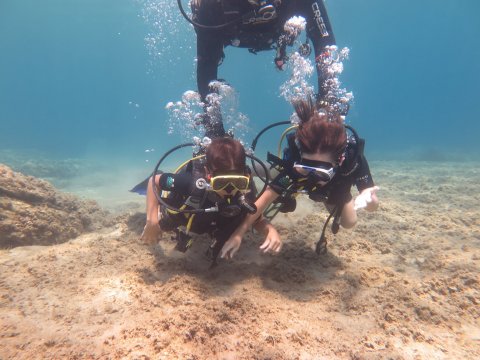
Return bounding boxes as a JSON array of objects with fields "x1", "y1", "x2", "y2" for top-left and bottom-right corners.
[
  {"x1": 220, "y1": 234, "x2": 242, "y2": 260},
  {"x1": 354, "y1": 186, "x2": 380, "y2": 211},
  {"x1": 140, "y1": 221, "x2": 162, "y2": 245},
  {"x1": 259, "y1": 226, "x2": 282, "y2": 254}
]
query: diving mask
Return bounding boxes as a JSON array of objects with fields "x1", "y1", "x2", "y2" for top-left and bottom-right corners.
[
  {"x1": 210, "y1": 175, "x2": 250, "y2": 193},
  {"x1": 209, "y1": 176, "x2": 256, "y2": 216},
  {"x1": 293, "y1": 160, "x2": 336, "y2": 182}
]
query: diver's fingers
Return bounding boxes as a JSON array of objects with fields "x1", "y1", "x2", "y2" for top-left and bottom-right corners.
[
  {"x1": 371, "y1": 187, "x2": 380, "y2": 200},
  {"x1": 259, "y1": 239, "x2": 270, "y2": 252},
  {"x1": 276, "y1": 241, "x2": 283, "y2": 252},
  {"x1": 220, "y1": 244, "x2": 237, "y2": 259},
  {"x1": 272, "y1": 240, "x2": 282, "y2": 253},
  {"x1": 220, "y1": 246, "x2": 229, "y2": 259},
  {"x1": 140, "y1": 228, "x2": 151, "y2": 244},
  {"x1": 220, "y1": 240, "x2": 232, "y2": 258},
  {"x1": 264, "y1": 239, "x2": 277, "y2": 253},
  {"x1": 222, "y1": 248, "x2": 237, "y2": 260},
  {"x1": 141, "y1": 235, "x2": 153, "y2": 245},
  {"x1": 267, "y1": 239, "x2": 277, "y2": 252},
  {"x1": 261, "y1": 238, "x2": 282, "y2": 254},
  {"x1": 371, "y1": 186, "x2": 380, "y2": 196},
  {"x1": 269, "y1": 240, "x2": 280, "y2": 253},
  {"x1": 140, "y1": 223, "x2": 162, "y2": 245}
]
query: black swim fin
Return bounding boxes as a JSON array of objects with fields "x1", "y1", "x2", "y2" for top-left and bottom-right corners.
[{"x1": 129, "y1": 176, "x2": 150, "y2": 196}]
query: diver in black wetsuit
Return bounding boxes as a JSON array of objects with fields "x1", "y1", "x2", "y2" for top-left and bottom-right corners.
[
  {"x1": 219, "y1": 98, "x2": 380, "y2": 259},
  {"x1": 188, "y1": 0, "x2": 337, "y2": 137},
  {"x1": 140, "y1": 137, "x2": 281, "y2": 264}
]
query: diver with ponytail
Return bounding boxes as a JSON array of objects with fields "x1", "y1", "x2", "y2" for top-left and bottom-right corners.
[{"x1": 219, "y1": 97, "x2": 379, "y2": 259}]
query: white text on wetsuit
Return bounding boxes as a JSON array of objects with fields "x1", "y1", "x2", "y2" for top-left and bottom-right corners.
[{"x1": 312, "y1": 2, "x2": 329, "y2": 37}]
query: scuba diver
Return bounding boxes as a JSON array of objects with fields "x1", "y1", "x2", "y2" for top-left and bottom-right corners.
[
  {"x1": 181, "y1": 0, "x2": 337, "y2": 137},
  {"x1": 138, "y1": 137, "x2": 282, "y2": 266},
  {"x1": 220, "y1": 97, "x2": 379, "y2": 259}
]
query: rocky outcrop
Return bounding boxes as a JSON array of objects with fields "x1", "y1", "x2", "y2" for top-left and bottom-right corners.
[{"x1": 0, "y1": 164, "x2": 114, "y2": 247}]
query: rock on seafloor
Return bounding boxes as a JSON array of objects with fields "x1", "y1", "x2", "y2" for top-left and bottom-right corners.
[{"x1": 0, "y1": 164, "x2": 114, "y2": 247}]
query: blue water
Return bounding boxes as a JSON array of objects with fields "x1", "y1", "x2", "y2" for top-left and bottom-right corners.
[{"x1": 1, "y1": 0, "x2": 479, "y2": 170}]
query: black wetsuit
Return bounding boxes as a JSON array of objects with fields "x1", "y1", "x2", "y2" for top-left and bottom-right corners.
[
  {"x1": 270, "y1": 133, "x2": 375, "y2": 209},
  {"x1": 157, "y1": 167, "x2": 256, "y2": 259},
  {"x1": 192, "y1": 0, "x2": 336, "y2": 136}
]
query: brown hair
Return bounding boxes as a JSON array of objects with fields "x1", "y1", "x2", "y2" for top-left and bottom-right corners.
[
  {"x1": 294, "y1": 98, "x2": 347, "y2": 160},
  {"x1": 206, "y1": 137, "x2": 246, "y2": 175}
]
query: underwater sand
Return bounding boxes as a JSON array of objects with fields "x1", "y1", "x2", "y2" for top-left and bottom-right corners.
[{"x1": 0, "y1": 159, "x2": 479, "y2": 359}]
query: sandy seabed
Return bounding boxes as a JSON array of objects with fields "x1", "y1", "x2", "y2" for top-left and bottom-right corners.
[{"x1": 1, "y1": 160, "x2": 479, "y2": 359}]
